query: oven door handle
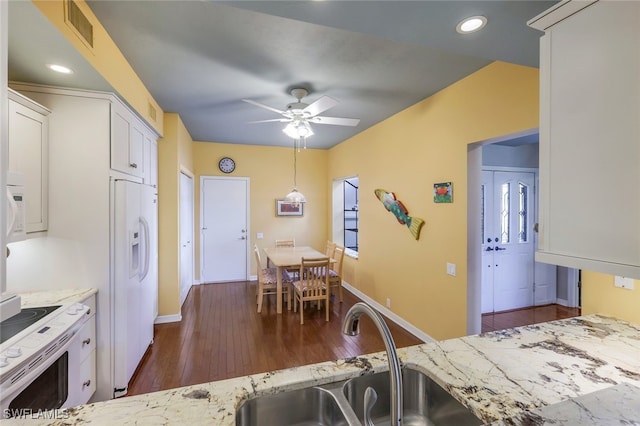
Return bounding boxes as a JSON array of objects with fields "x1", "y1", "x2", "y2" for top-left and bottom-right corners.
[{"x1": 0, "y1": 323, "x2": 80, "y2": 404}]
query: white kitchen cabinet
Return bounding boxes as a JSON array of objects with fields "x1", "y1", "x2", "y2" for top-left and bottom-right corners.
[
  {"x1": 528, "y1": 1, "x2": 640, "y2": 278},
  {"x1": 111, "y1": 101, "x2": 145, "y2": 178},
  {"x1": 67, "y1": 294, "x2": 97, "y2": 407},
  {"x1": 7, "y1": 83, "x2": 159, "y2": 402},
  {"x1": 7, "y1": 88, "x2": 50, "y2": 233},
  {"x1": 142, "y1": 132, "x2": 158, "y2": 187}
]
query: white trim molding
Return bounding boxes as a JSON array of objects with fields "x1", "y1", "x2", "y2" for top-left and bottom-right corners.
[
  {"x1": 155, "y1": 314, "x2": 182, "y2": 324},
  {"x1": 342, "y1": 281, "x2": 435, "y2": 343}
]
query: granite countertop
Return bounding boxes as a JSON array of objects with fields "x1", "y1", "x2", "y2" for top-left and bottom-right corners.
[
  {"x1": 18, "y1": 288, "x2": 97, "y2": 307},
  {"x1": 9, "y1": 292, "x2": 640, "y2": 425}
]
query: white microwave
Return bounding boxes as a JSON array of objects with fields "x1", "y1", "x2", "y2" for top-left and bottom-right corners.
[{"x1": 6, "y1": 172, "x2": 26, "y2": 243}]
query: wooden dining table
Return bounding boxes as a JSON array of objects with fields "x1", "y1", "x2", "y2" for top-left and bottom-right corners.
[{"x1": 263, "y1": 246, "x2": 331, "y2": 314}]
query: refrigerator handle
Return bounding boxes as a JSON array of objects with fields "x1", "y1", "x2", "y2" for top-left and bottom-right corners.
[{"x1": 139, "y1": 217, "x2": 151, "y2": 281}]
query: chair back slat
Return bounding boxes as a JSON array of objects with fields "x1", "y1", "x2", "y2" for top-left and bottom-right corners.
[
  {"x1": 324, "y1": 240, "x2": 336, "y2": 258},
  {"x1": 254, "y1": 244, "x2": 263, "y2": 270},
  {"x1": 299, "y1": 257, "x2": 330, "y2": 297},
  {"x1": 275, "y1": 239, "x2": 295, "y2": 248},
  {"x1": 331, "y1": 245, "x2": 345, "y2": 274}
]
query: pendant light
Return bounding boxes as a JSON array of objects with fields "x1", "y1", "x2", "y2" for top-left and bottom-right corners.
[{"x1": 284, "y1": 138, "x2": 307, "y2": 205}]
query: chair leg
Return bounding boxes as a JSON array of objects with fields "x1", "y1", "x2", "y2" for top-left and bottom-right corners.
[
  {"x1": 257, "y1": 284, "x2": 264, "y2": 313},
  {"x1": 339, "y1": 281, "x2": 343, "y2": 302},
  {"x1": 299, "y1": 297, "x2": 304, "y2": 325},
  {"x1": 325, "y1": 294, "x2": 329, "y2": 321}
]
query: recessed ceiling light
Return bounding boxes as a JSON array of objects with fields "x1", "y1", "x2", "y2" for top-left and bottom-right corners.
[
  {"x1": 456, "y1": 16, "x2": 487, "y2": 34},
  {"x1": 47, "y1": 64, "x2": 74, "y2": 74}
]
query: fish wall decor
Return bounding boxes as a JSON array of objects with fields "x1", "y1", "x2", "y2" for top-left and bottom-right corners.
[{"x1": 374, "y1": 189, "x2": 425, "y2": 240}]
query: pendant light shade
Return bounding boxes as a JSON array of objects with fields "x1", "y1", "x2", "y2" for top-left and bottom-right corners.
[{"x1": 284, "y1": 188, "x2": 307, "y2": 204}]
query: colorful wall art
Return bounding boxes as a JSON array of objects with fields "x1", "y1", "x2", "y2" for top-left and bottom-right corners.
[
  {"x1": 433, "y1": 182, "x2": 453, "y2": 203},
  {"x1": 374, "y1": 189, "x2": 425, "y2": 240}
]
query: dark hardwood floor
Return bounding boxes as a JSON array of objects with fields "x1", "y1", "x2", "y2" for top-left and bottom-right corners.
[
  {"x1": 127, "y1": 281, "x2": 422, "y2": 395},
  {"x1": 127, "y1": 282, "x2": 581, "y2": 396},
  {"x1": 481, "y1": 304, "x2": 581, "y2": 333}
]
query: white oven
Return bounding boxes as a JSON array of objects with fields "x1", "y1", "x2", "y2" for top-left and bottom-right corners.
[{"x1": 0, "y1": 303, "x2": 95, "y2": 419}]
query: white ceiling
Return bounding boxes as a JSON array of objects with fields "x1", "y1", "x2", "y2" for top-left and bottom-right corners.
[{"x1": 8, "y1": 0, "x2": 555, "y2": 149}]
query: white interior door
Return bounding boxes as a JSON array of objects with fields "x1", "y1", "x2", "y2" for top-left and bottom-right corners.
[
  {"x1": 482, "y1": 171, "x2": 535, "y2": 313},
  {"x1": 201, "y1": 177, "x2": 248, "y2": 283},
  {"x1": 179, "y1": 173, "x2": 194, "y2": 305}
]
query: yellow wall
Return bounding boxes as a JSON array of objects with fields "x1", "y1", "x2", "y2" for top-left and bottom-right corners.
[
  {"x1": 191, "y1": 143, "x2": 328, "y2": 278},
  {"x1": 33, "y1": 0, "x2": 163, "y2": 136},
  {"x1": 157, "y1": 114, "x2": 194, "y2": 316},
  {"x1": 328, "y1": 62, "x2": 539, "y2": 340},
  {"x1": 581, "y1": 271, "x2": 640, "y2": 323}
]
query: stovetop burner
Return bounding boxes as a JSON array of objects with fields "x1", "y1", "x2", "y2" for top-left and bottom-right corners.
[{"x1": 0, "y1": 305, "x2": 61, "y2": 344}]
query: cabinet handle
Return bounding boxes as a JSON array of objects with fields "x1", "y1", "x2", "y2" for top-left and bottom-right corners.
[
  {"x1": 82, "y1": 380, "x2": 91, "y2": 389},
  {"x1": 82, "y1": 338, "x2": 91, "y2": 346},
  {"x1": 130, "y1": 162, "x2": 138, "y2": 168}
]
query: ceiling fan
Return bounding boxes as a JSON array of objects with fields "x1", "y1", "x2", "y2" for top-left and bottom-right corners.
[{"x1": 242, "y1": 88, "x2": 360, "y2": 143}]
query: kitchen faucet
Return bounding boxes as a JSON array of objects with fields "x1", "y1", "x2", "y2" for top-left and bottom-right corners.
[{"x1": 342, "y1": 302, "x2": 403, "y2": 426}]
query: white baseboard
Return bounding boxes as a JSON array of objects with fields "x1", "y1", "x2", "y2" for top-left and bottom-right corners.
[
  {"x1": 556, "y1": 298, "x2": 569, "y2": 307},
  {"x1": 249, "y1": 275, "x2": 257, "y2": 281},
  {"x1": 342, "y1": 281, "x2": 435, "y2": 343},
  {"x1": 154, "y1": 313, "x2": 182, "y2": 324}
]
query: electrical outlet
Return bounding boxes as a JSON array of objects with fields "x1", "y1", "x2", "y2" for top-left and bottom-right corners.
[
  {"x1": 614, "y1": 276, "x2": 634, "y2": 290},
  {"x1": 446, "y1": 263, "x2": 456, "y2": 276},
  {"x1": 257, "y1": 232, "x2": 263, "y2": 240},
  {"x1": 386, "y1": 298, "x2": 391, "y2": 308}
]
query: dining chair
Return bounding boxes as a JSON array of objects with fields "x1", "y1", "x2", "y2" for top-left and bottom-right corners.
[
  {"x1": 292, "y1": 257, "x2": 331, "y2": 324},
  {"x1": 274, "y1": 238, "x2": 298, "y2": 278},
  {"x1": 254, "y1": 245, "x2": 292, "y2": 313},
  {"x1": 328, "y1": 245, "x2": 345, "y2": 302},
  {"x1": 275, "y1": 239, "x2": 295, "y2": 248},
  {"x1": 324, "y1": 240, "x2": 336, "y2": 258}
]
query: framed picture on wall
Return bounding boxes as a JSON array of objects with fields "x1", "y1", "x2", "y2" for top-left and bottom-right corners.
[
  {"x1": 276, "y1": 200, "x2": 304, "y2": 216},
  {"x1": 434, "y1": 182, "x2": 453, "y2": 203}
]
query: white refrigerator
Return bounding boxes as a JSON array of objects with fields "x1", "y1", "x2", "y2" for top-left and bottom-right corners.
[{"x1": 112, "y1": 178, "x2": 158, "y2": 397}]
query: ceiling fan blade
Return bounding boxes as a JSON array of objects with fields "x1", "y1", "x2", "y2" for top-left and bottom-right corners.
[
  {"x1": 248, "y1": 118, "x2": 290, "y2": 124},
  {"x1": 309, "y1": 116, "x2": 360, "y2": 126},
  {"x1": 303, "y1": 95, "x2": 339, "y2": 117},
  {"x1": 242, "y1": 98, "x2": 285, "y2": 115}
]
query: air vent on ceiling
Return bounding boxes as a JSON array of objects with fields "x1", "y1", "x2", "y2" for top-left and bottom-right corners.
[{"x1": 65, "y1": 0, "x2": 94, "y2": 49}]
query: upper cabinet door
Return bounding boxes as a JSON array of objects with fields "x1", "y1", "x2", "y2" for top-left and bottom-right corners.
[
  {"x1": 8, "y1": 91, "x2": 50, "y2": 233},
  {"x1": 529, "y1": 1, "x2": 640, "y2": 278},
  {"x1": 111, "y1": 101, "x2": 144, "y2": 179},
  {"x1": 141, "y1": 132, "x2": 158, "y2": 187}
]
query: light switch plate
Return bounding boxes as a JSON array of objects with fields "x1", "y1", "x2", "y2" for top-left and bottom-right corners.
[
  {"x1": 446, "y1": 263, "x2": 456, "y2": 276},
  {"x1": 257, "y1": 232, "x2": 263, "y2": 240},
  {"x1": 614, "y1": 276, "x2": 634, "y2": 290}
]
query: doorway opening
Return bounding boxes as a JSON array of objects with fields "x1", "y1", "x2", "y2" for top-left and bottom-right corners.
[{"x1": 467, "y1": 129, "x2": 580, "y2": 335}]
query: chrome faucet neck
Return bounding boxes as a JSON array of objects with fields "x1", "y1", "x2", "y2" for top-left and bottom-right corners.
[{"x1": 342, "y1": 302, "x2": 403, "y2": 426}]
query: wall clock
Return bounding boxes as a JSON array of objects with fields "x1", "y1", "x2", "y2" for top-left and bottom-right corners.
[{"x1": 218, "y1": 157, "x2": 235, "y2": 174}]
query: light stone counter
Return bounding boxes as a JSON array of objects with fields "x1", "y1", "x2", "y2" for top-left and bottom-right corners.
[
  {"x1": 5, "y1": 311, "x2": 640, "y2": 425},
  {"x1": 18, "y1": 288, "x2": 97, "y2": 307}
]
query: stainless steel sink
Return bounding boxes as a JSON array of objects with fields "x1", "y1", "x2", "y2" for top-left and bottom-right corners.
[
  {"x1": 343, "y1": 368, "x2": 482, "y2": 426},
  {"x1": 236, "y1": 367, "x2": 481, "y2": 426},
  {"x1": 235, "y1": 385, "x2": 350, "y2": 426}
]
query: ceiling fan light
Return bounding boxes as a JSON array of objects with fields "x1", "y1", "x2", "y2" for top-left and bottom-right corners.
[{"x1": 283, "y1": 121, "x2": 314, "y2": 139}]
